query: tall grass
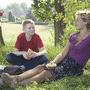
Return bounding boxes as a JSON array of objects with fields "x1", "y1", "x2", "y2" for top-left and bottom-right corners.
[{"x1": 0, "y1": 23, "x2": 90, "y2": 90}]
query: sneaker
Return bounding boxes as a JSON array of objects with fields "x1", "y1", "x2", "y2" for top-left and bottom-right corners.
[
  {"x1": 0, "y1": 78, "x2": 4, "y2": 87},
  {"x1": 0, "y1": 65, "x2": 6, "y2": 76},
  {"x1": 1, "y1": 73, "x2": 17, "y2": 88},
  {"x1": 3, "y1": 65, "x2": 24, "y2": 75}
]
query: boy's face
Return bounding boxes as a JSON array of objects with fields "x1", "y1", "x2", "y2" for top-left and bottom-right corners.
[{"x1": 23, "y1": 23, "x2": 35, "y2": 36}]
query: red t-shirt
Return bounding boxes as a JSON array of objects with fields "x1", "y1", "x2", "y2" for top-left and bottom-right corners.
[{"x1": 15, "y1": 33, "x2": 44, "y2": 52}]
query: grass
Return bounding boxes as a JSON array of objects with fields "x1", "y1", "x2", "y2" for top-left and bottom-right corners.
[{"x1": 0, "y1": 23, "x2": 90, "y2": 90}]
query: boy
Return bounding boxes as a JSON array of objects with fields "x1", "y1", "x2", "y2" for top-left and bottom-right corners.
[{"x1": 6, "y1": 19, "x2": 48, "y2": 71}]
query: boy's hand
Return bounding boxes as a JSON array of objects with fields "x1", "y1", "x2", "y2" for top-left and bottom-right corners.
[
  {"x1": 12, "y1": 50, "x2": 32, "y2": 60},
  {"x1": 26, "y1": 49, "x2": 38, "y2": 60},
  {"x1": 28, "y1": 49, "x2": 33, "y2": 55},
  {"x1": 22, "y1": 52, "x2": 29, "y2": 60},
  {"x1": 30, "y1": 52, "x2": 38, "y2": 58}
]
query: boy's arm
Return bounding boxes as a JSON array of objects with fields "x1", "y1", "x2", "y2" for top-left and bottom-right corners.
[
  {"x1": 12, "y1": 48, "x2": 26, "y2": 56},
  {"x1": 38, "y1": 47, "x2": 47, "y2": 56},
  {"x1": 12, "y1": 49, "x2": 28, "y2": 59},
  {"x1": 28, "y1": 47, "x2": 47, "y2": 58}
]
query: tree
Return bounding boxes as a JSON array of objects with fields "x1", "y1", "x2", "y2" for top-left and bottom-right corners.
[
  {"x1": 8, "y1": 11, "x2": 15, "y2": 22},
  {"x1": 32, "y1": 0, "x2": 65, "y2": 46},
  {"x1": 21, "y1": 2, "x2": 28, "y2": 16},
  {"x1": 0, "y1": 10, "x2": 5, "y2": 47},
  {"x1": 5, "y1": 3, "x2": 28, "y2": 20},
  {"x1": 32, "y1": 0, "x2": 90, "y2": 46},
  {"x1": 0, "y1": 26, "x2": 5, "y2": 47},
  {"x1": 26, "y1": 8, "x2": 36, "y2": 21}
]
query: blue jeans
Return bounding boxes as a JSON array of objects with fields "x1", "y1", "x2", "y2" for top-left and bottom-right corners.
[{"x1": 6, "y1": 53, "x2": 48, "y2": 71}]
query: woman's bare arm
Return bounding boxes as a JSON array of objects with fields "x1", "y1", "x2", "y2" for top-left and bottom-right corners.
[{"x1": 51, "y1": 40, "x2": 70, "y2": 64}]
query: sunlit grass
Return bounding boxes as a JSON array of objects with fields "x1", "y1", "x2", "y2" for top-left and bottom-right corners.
[{"x1": 0, "y1": 23, "x2": 90, "y2": 90}]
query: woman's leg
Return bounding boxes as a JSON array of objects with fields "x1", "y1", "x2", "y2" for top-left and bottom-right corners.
[
  {"x1": 1, "y1": 69, "x2": 52, "y2": 88},
  {"x1": 17, "y1": 65, "x2": 45, "y2": 81},
  {"x1": 19, "y1": 70, "x2": 52, "y2": 85},
  {"x1": 1, "y1": 65, "x2": 45, "y2": 87}
]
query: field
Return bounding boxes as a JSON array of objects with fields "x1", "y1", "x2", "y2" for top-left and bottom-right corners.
[
  {"x1": 0, "y1": 23, "x2": 90, "y2": 90},
  {"x1": 1, "y1": 23, "x2": 54, "y2": 46}
]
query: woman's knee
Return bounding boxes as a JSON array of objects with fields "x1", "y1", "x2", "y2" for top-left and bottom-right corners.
[
  {"x1": 35, "y1": 65, "x2": 45, "y2": 70},
  {"x1": 42, "y1": 70, "x2": 52, "y2": 79}
]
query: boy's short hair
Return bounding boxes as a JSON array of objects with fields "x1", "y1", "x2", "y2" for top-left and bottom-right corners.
[{"x1": 22, "y1": 19, "x2": 35, "y2": 26}]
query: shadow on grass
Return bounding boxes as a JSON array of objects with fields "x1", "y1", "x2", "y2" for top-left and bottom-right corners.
[
  {"x1": 0, "y1": 73, "x2": 90, "y2": 90},
  {"x1": 0, "y1": 85, "x2": 15, "y2": 90}
]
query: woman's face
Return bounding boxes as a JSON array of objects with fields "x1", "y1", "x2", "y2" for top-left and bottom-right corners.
[
  {"x1": 75, "y1": 15, "x2": 86, "y2": 30},
  {"x1": 23, "y1": 23, "x2": 35, "y2": 36}
]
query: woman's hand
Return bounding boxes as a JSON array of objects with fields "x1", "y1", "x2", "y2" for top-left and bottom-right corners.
[{"x1": 46, "y1": 62, "x2": 57, "y2": 69}]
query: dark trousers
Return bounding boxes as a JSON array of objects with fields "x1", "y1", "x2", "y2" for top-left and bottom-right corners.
[{"x1": 6, "y1": 53, "x2": 48, "y2": 71}]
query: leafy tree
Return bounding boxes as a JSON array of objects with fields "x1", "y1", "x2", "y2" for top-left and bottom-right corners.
[
  {"x1": 7, "y1": 3, "x2": 23, "y2": 17},
  {"x1": 0, "y1": 10, "x2": 5, "y2": 47},
  {"x1": 32, "y1": 0, "x2": 90, "y2": 46},
  {"x1": 21, "y1": 2, "x2": 28, "y2": 15},
  {"x1": 0, "y1": 26, "x2": 5, "y2": 47},
  {"x1": 32, "y1": 0, "x2": 65, "y2": 46},
  {"x1": 26, "y1": 8, "x2": 36, "y2": 21},
  {"x1": 8, "y1": 11, "x2": 15, "y2": 22},
  {"x1": 5, "y1": 3, "x2": 27, "y2": 19}
]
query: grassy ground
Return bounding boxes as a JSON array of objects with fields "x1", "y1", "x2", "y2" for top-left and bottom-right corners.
[{"x1": 0, "y1": 23, "x2": 90, "y2": 90}]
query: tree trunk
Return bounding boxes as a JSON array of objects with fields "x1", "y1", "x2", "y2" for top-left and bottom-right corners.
[
  {"x1": 54, "y1": 19, "x2": 64, "y2": 46},
  {"x1": 54, "y1": 0, "x2": 65, "y2": 46},
  {"x1": 0, "y1": 26, "x2": 5, "y2": 47}
]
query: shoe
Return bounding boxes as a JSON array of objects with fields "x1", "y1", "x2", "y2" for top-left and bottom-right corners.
[
  {"x1": 3, "y1": 65, "x2": 24, "y2": 75},
  {"x1": 0, "y1": 65, "x2": 6, "y2": 76},
  {"x1": 1, "y1": 73, "x2": 17, "y2": 88},
  {"x1": 0, "y1": 78, "x2": 4, "y2": 87}
]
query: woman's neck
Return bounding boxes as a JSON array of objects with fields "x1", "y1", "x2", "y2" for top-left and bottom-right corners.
[{"x1": 79, "y1": 28, "x2": 90, "y2": 36}]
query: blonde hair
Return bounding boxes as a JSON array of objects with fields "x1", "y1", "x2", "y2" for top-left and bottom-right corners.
[
  {"x1": 76, "y1": 9, "x2": 90, "y2": 30},
  {"x1": 22, "y1": 19, "x2": 35, "y2": 26}
]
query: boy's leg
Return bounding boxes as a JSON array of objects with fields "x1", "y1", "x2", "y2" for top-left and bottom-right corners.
[
  {"x1": 6, "y1": 53, "x2": 28, "y2": 65},
  {"x1": 23, "y1": 55, "x2": 48, "y2": 70},
  {"x1": 6, "y1": 54, "x2": 48, "y2": 71}
]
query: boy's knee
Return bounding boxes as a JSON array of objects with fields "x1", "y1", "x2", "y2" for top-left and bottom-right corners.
[
  {"x1": 6, "y1": 53, "x2": 15, "y2": 61},
  {"x1": 6, "y1": 53, "x2": 11, "y2": 60},
  {"x1": 40, "y1": 55, "x2": 48, "y2": 62}
]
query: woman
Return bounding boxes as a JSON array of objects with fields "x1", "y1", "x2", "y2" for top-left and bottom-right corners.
[{"x1": 1, "y1": 9, "x2": 90, "y2": 88}]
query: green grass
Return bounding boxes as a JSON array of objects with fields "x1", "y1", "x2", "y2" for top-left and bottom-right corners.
[{"x1": 0, "y1": 23, "x2": 90, "y2": 90}]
